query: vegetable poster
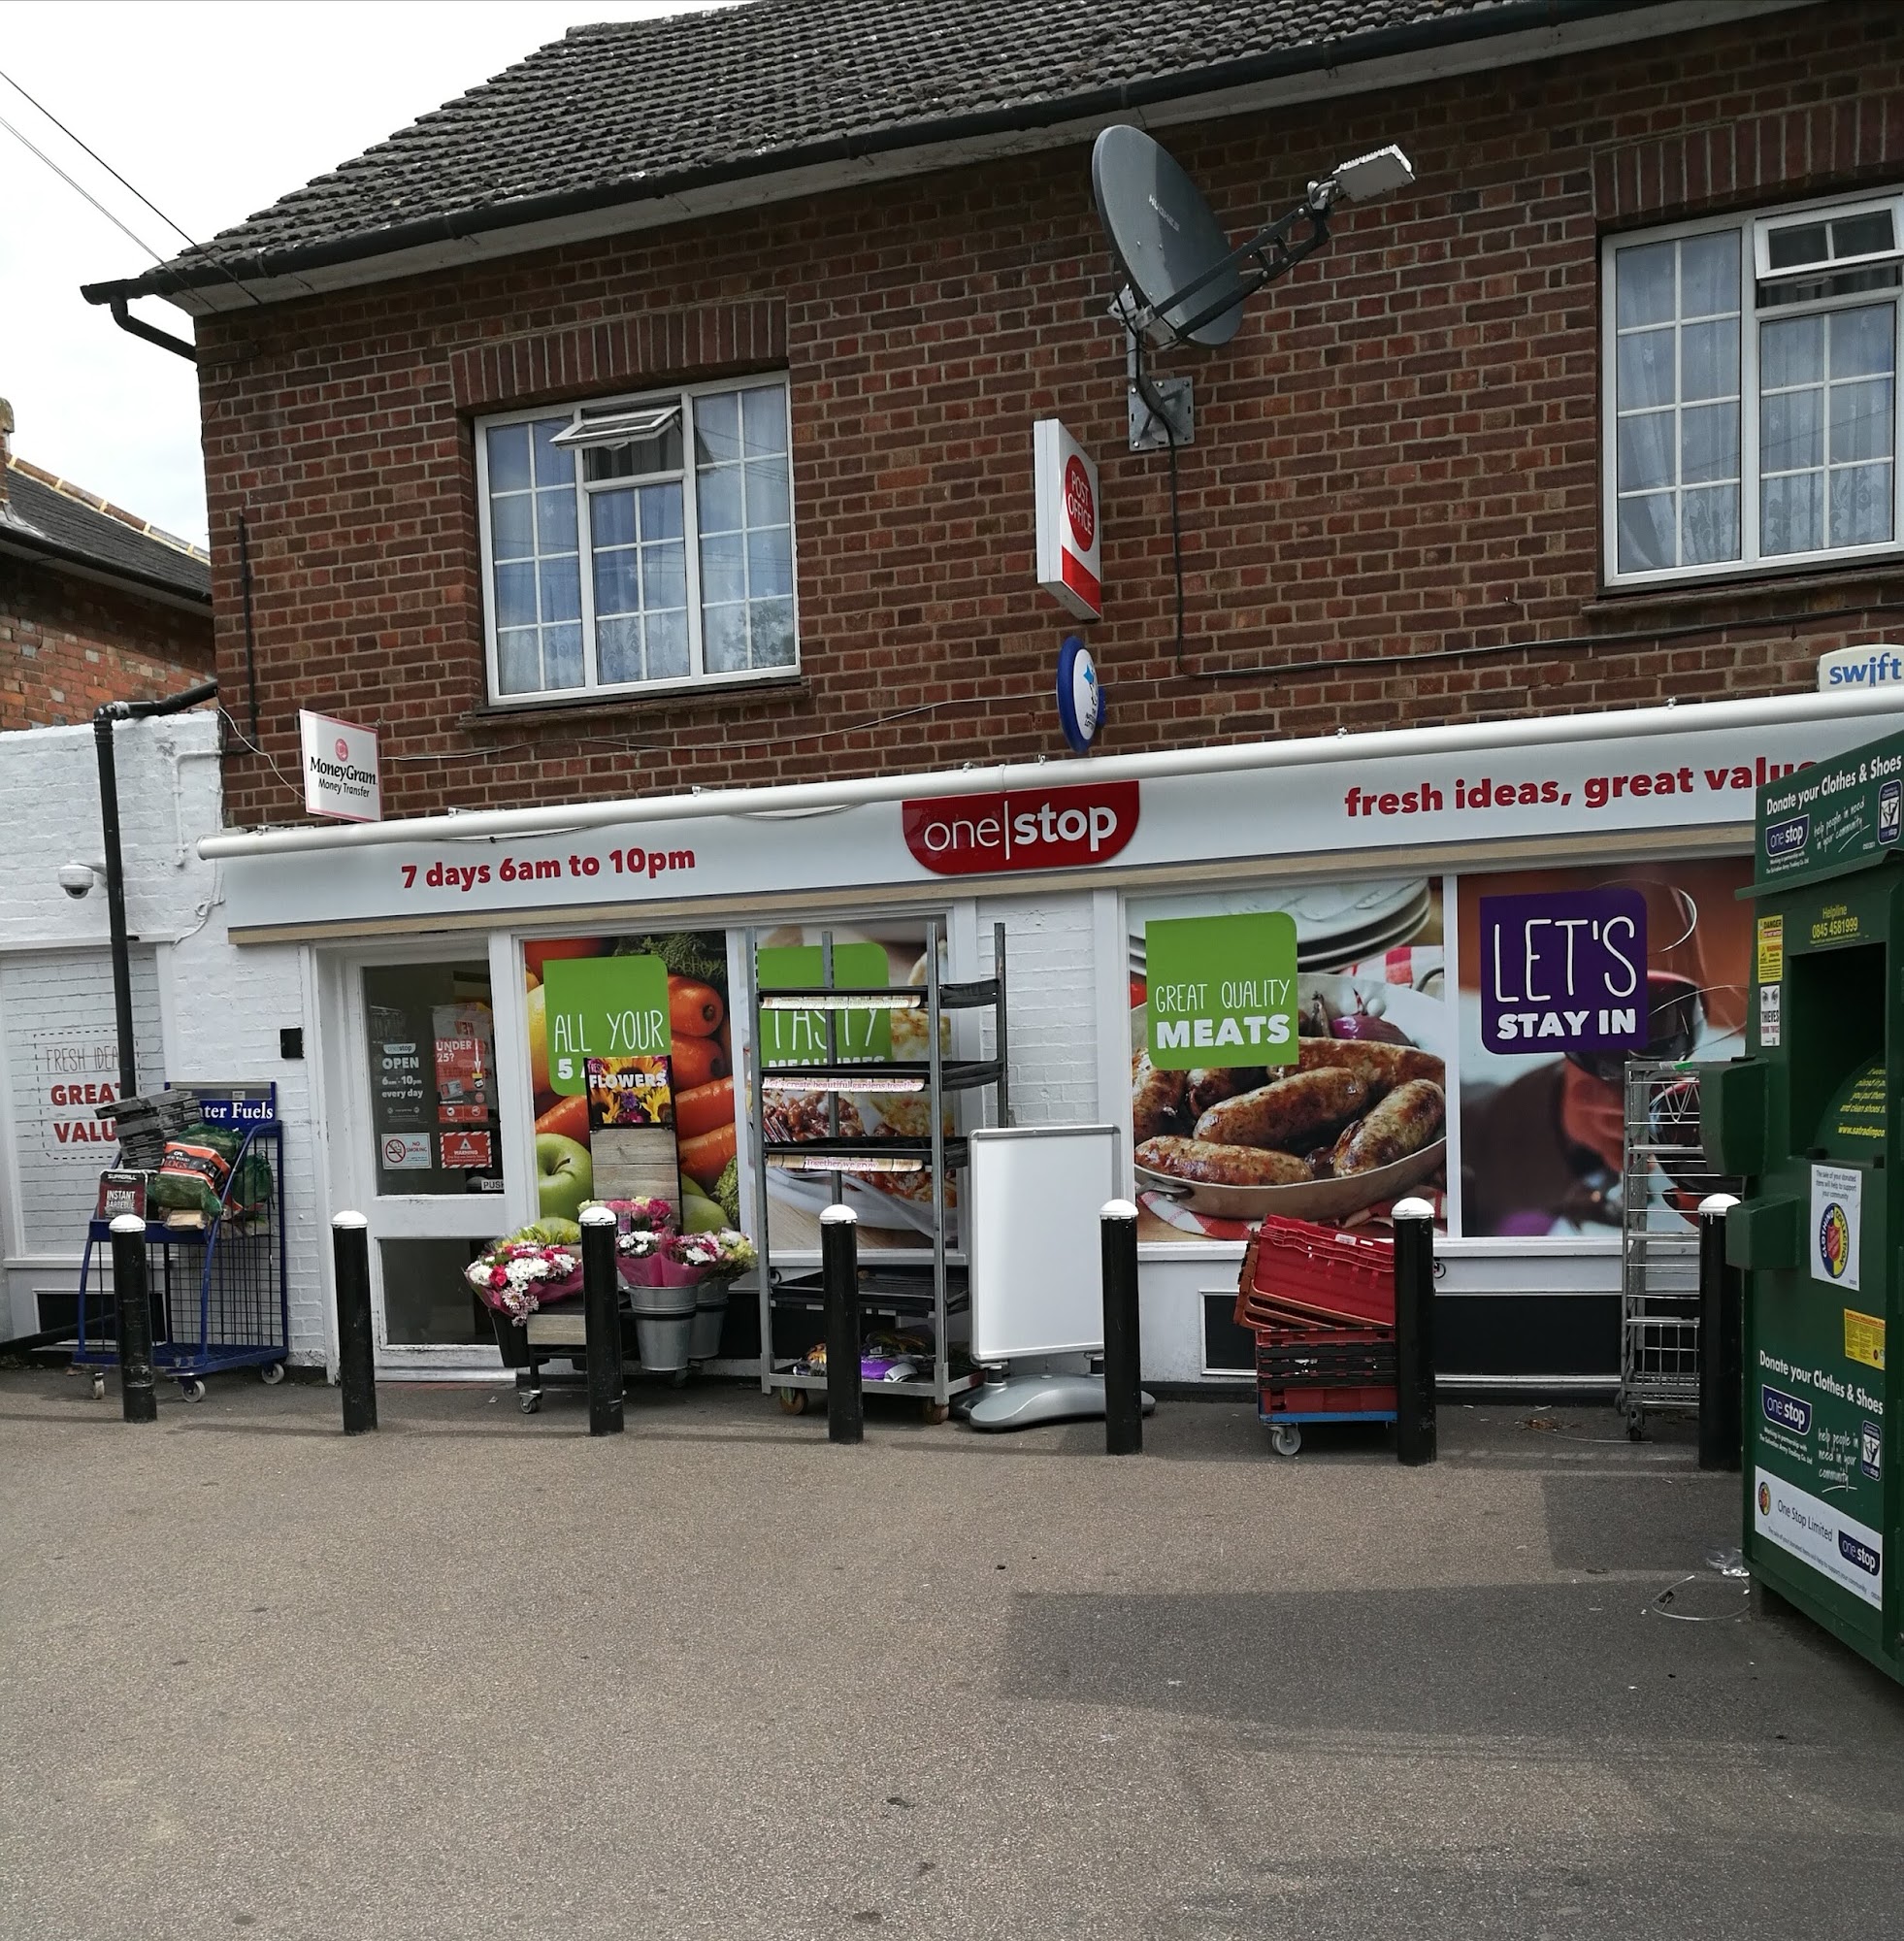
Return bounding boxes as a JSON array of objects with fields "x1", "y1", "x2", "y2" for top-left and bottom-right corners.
[{"x1": 523, "y1": 935, "x2": 737, "y2": 1233}]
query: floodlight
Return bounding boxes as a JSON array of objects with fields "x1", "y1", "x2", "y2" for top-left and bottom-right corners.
[{"x1": 1316, "y1": 146, "x2": 1416, "y2": 208}]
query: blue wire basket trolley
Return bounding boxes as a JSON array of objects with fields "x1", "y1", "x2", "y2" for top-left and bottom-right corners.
[{"x1": 72, "y1": 1082, "x2": 289, "y2": 1401}]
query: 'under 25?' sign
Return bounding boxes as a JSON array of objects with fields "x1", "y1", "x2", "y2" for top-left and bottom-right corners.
[{"x1": 1144, "y1": 912, "x2": 1299, "y2": 1070}]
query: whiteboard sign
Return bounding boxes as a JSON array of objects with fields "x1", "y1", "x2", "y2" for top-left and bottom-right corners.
[{"x1": 968, "y1": 1124, "x2": 1119, "y2": 1361}]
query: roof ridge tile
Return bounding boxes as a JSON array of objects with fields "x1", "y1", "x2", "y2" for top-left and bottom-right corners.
[{"x1": 5, "y1": 455, "x2": 210, "y2": 563}]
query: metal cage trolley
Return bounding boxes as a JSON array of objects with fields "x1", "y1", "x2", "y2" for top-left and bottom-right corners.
[
  {"x1": 1618, "y1": 1060, "x2": 1733, "y2": 1439},
  {"x1": 73, "y1": 1082, "x2": 289, "y2": 1400}
]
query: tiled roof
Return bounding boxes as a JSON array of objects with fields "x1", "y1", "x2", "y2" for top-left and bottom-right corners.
[
  {"x1": 91, "y1": 0, "x2": 1648, "y2": 298},
  {"x1": 1, "y1": 459, "x2": 212, "y2": 603}
]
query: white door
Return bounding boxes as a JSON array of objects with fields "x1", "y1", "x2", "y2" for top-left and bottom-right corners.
[{"x1": 337, "y1": 938, "x2": 531, "y2": 1372}]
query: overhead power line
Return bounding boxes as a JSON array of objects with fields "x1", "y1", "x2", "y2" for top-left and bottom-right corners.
[
  {"x1": 0, "y1": 65, "x2": 262, "y2": 306},
  {"x1": 0, "y1": 106, "x2": 167, "y2": 265}
]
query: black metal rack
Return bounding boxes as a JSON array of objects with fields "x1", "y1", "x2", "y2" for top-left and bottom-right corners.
[
  {"x1": 71, "y1": 1082, "x2": 289, "y2": 1401},
  {"x1": 745, "y1": 920, "x2": 1008, "y2": 1418}
]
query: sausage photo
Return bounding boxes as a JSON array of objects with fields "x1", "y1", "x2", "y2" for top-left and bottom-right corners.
[
  {"x1": 1131, "y1": 1050, "x2": 1188, "y2": 1141},
  {"x1": 1329, "y1": 1079, "x2": 1446, "y2": 1176},
  {"x1": 1135, "y1": 1136, "x2": 1313, "y2": 1186},
  {"x1": 1184, "y1": 1066, "x2": 1265, "y2": 1119},
  {"x1": 1296, "y1": 1037, "x2": 1443, "y2": 1090},
  {"x1": 1193, "y1": 1068, "x2": 1374, "y2": 1151}
]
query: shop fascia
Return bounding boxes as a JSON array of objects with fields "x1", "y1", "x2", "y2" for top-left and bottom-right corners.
[{"x1": 201, "y1": 688, "x2": 1904, "y2": 938}]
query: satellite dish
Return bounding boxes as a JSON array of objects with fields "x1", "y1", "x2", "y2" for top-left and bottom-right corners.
[{"x1": 1091, "y1": 125, "x2": 1244, "y2": 348}]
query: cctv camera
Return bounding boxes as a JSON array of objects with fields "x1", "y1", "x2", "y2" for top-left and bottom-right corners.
[{"x1": 57, "y1": 862, "x2": 98, "y2": 900}]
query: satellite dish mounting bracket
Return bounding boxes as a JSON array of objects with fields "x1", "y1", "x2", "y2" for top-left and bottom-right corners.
[
  {"x1": 1111, "y1": 290, "x2": 1195, "y2": 453},
  {"x1": 1126, "y1": 191, "x2": 1334, "y2": 348}
]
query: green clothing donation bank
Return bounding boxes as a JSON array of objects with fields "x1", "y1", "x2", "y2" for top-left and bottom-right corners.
[{"x1": 1706, "y1": 728, "x2": 1902, "y2": 1679}]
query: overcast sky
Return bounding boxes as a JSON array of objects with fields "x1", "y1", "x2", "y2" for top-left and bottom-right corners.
[{"x1": 0, "y1": 1, "x2": 723, "y2": 548}]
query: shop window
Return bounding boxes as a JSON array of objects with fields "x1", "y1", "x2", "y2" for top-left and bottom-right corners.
[
  {"x1": 1602, "y1": 190, "x2": 1904, "y2": 585},
  {"x1": 476, "y1": 379, "x2": 796, "y2": 703}
]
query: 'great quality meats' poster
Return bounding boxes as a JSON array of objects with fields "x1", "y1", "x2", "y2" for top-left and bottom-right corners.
[{"x1": 1128, "y1": 882, "x2": 1450, "y2": 1244}]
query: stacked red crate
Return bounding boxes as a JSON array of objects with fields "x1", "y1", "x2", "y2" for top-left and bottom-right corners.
[{"x1": 1236, "y1": 1218, "x2": 1397, "y2": 1423}]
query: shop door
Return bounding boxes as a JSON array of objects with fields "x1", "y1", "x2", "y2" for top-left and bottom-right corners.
[{"x1": 345, "y1": 952, "x2": 519, "y2": 1368}]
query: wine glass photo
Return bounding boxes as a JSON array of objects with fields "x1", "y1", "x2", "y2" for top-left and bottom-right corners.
[{"x1": 1562, "y1": 879, "x2": 1723, "y2": 1083}]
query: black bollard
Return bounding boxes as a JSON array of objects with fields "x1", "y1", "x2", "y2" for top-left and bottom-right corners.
[
  {"x1": 110, "y1": 1212, "x2": 156, "y2": 1424},
  {"x1": 822, "y1": 1204, "x2": 863, "y2": 1444},
  {"x1": 1698, "y1": 1193, "x2": 1742, "y2": 1472},
  {"x1": 1100, "y1": 1199, "x2": 1142, "y2": 1455},
  {"x1": 332, "y1": 1212, "x2": 378, "y2": 1434},
  {"x1": 580, "y1": 1205, "x2": 624, "y2": 1437},
  {"x1": 1392, "y1": 1197, "x2": 1436, "y2": 1465}
]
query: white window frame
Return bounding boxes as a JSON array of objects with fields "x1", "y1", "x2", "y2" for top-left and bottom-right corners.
[
  {"x1": 475, "y1": 375, "x2": 799, "y2": 707},
  {"x1": 1601, "y1": 185, "x2": 1904, "y2": 589}
]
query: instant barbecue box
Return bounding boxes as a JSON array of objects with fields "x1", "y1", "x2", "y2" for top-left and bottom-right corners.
[{"x1": 93, "y1": 1169, "x2": 148, "y2": 1221}]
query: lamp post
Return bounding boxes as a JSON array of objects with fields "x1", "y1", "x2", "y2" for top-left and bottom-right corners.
[{"x1": 88, "y1": 681, "x2": 217, "y2": 1098}]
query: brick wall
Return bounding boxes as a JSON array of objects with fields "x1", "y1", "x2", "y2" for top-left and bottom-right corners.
[
  {"x1": 0, "y1": 557, "x2": 213, "y2": 732},
  {"x1": 198, "y1": 0, "x2": 1904, "y2": 830}
]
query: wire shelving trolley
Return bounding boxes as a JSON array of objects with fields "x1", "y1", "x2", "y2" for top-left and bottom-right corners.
[
  {"x1": 72, "y1": 1081, "x2": 289, "y2": 1401},
  {"x1": 1618, "y1": 1059, "x2": 1729, "y2": 1439},
  {"x1": 745, "y1": 920, "x2": 1008, "y2": 1422}
]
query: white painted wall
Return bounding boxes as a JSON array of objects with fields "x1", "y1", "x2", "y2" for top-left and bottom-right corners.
[
  {"x1": 0, "y1": 713, "x2": 320, "y2": 1360},
  {"x1": 971, "y1": 889, "x2": 1101, "y2": 1129}
]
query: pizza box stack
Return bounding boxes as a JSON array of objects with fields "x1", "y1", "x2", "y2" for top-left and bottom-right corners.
[
  {"x1": 1235, "y1": 1218, "x2": 1396, "y2": 1419},
  {"x1": 94, "y1": 1088, "x2": 199, "y2": 1172}
]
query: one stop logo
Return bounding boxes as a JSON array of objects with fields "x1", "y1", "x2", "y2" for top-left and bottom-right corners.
[
  {"x1": 902, "y1": 779, "x2": 1139, "y2": 876},
  {"x1": 1065, "y1": 453, "x2": 1096, "y2": 551}
]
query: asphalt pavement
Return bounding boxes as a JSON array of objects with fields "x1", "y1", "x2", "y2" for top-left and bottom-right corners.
[{"x1": 2, "y1": 1367, "x2": 1901, "y2": 1939}]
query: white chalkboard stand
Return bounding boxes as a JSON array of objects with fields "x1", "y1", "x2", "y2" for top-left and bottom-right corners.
[{"x1": 963, "y1": 1124, "x2": 1154, "y2": 1431}]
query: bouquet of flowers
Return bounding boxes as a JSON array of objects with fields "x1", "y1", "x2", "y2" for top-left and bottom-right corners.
[
  {"x1": 464, "y1": 1235, "x2": 582, "y2": 1320},
  {"x1": 588, "y1": 1196, "x2": 673, "y2": 1234},
  {"x1": 662, "y1": 1229, "x2": 756, "y2": 1281},
  {"x1": 574, "y1": 1197, "x2": 675, "y2": 1283}
]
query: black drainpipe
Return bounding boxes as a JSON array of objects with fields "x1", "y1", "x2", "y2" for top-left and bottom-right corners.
[
  {"x1": 238, "y1": 512, "x2": 259, "y2": 741},
  {"x1": 106, "y1": 295, "x2": 196, "y2": 364},
  {"x1": 94, "y1": 678, "x2": 219, "y2": 1098}
]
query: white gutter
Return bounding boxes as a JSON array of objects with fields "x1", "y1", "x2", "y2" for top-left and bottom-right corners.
[{"x1": 200, "y1": 684, "x2": 1904, "y2": 863}]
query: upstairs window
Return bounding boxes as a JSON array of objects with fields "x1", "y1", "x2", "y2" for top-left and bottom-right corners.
[
  {"x1": 476, "y1": 379, "x2": 796, "y2": 703},
  {"x1": 1603, "y1": 192, "x2": 1903, "y2": 585}
]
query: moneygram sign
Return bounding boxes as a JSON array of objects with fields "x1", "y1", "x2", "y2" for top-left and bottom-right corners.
[
  {"x1": 902, "y1": 780, "x2": 1138, "y2": 876},
  {"x1": 299, "y1": 708, "x2": 381, "y2": 823}
]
